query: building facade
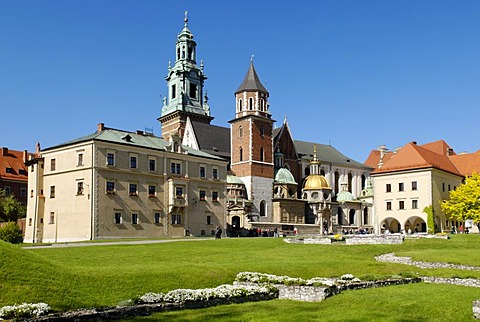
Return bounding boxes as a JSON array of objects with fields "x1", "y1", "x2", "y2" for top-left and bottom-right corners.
[{"x1": 24, "y1": 124, "x2": 227, "y2": 242}]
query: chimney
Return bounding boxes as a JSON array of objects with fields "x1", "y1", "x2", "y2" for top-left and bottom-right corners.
[
  {"x1": 2, "y1": 147, "x2": 7, "y2": 156},
  {"x1": 377, "y1": 145, "x2": 387, "y2": 168},
  {"x1": 97, "y1": 123, "x2": 105, "y2": 132},
  {"x1": 412, "y1": 141, "x2": 417, "y2": 145},
  {"x1": 23, "y1": 150, "x2": 28, "y2": 163}
]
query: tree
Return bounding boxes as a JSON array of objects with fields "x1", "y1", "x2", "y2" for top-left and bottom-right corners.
[
  {"x1": 441, "y1": 173, "x2": 480, "y2": 223},
  {"x1": 0, "y1": 189, "x2": 26, "y2": 222}
]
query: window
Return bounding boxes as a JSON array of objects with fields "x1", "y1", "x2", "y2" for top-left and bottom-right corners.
[
  {"x1": 207, "y1": 215, "x2": 212, "y2": 225},
  {"x1": 149, "y1": 158, "x2": 156, "y2": 171},
  {"x1": 239, "y1": 99, "x2": 243, "y2": 111},
  {"x1": 19, "y1": 169, "x2": 27, "y2": 175},
  {"x1": 77, "y1": 182, "x2": 84, "y2": 195},
  {"x1": 199, "y1": 190, "x2": 206, "y2": 201},
  {"x1": 148, "y1": 185, "x2": 156, "y2": 197},
  {"x1": 106, "y1": 181, "x2": 116, "y2": 194},
  {"x1": 260, "y1": 148, "x2": 264, "y2": 162},
  {"x1": 50, "y1": 186, "x2": 55, "y2": 198},
  {"x1": 172, "y1": 214, "x2": 182, "y2": 225},
  {"x1": 154, "y1": 212, "x2": 161, "y2": 224},
  {"x1": 398, "y1": 183, "x2": 404, "y2": 192},
  {"x1": 386, "y1": 184, "x2": 391, "y2": 193},
  {"x1": 171, "y1": 162, "x2": 181, "y2": 174},
  {"x1": 199, "y1": 165, "x2": 206, "y2": 178},
  {"x1": 129, "y1": 183, "x2": 138, "y2": 196},
  {"x1": 20, "y1": 188, "x2": 26, "y2": 197},
  {"x1": 239, "y1": 126, "x2": 243, "y2": 138},
  {"x1": 212, "y1": 167, "x2": 218, "y2": 179},
  {"x1": 49, "y1": 212, "x2": 55, "y2": 224},
  {"x1": 448, "y1": 184, "x2": 451, "y2": 191},
  {"x1": 107, "y1": 152, "x2": 115, "y2": 166},
  {"x1": 386, "y1": 201, "x2": 392, "y2": 210},
  {"x1": 130, "y1": 156, "x2": 137, "y2": 169},
  {"x1": 114, "y1": 212, "x2": 122, "y2": 224},
  {"x1": 212, "y1": 191, "x2": 219, "y2": 202},
  {"x1": 51, "y1": 159, "x2": 56, "y2": 171},
  {"x1": 442, "y1": 183, "x2": 445, "y2": 192},
  {"x1": 175, "y1": 186, "x2": 183, "y2": 198},
  {"x1": 249, "y1": 97, "x2": 253, "y2": 110},
  {"x1": 77, "y1": 153, "x2": 84, "y2": 166},
  {"x1": 412, "y1": 199, "x2": 418, "y2": 209},
  {"x1": 29, "y1": 218, "x2": 32, "y2": 226},
  {"x1": 172, "y1": 84, "x2": 176, "y2": 99},
  {"x1": 4, "y1": 187, "x2": 11, "y2": 194},
  {"x1": 260, "y1": 126, "x2": 265, "y2": 137},
  {"x1": 5, "y1": 168, "x2": 13, "y2": 174},
  {"x1": 30, "y1": 190, "x2": 34, "y2": 198},
  {"x1": 260, "y1": 200, "x2": 266, "y2": 217},
  {"x1": 132, "y1": 213, "x2": 138, "y2": 225},
  {"x1": 399, "y1": 200, "x2": 405, "y2": 210},
  {"x1": 412, "y1": 181, "x2": 417, "y2": 191},
  {"x1": 239, "y1": 147, "x2": 243, "y2": 162},
  {"x1": 189, "y1": 83, "x2": 197, "y2": 99}
]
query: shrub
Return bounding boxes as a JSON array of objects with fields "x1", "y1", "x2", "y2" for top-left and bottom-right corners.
[{"x1": 0, "y1": 222, "x2": 23, "y2": 244}]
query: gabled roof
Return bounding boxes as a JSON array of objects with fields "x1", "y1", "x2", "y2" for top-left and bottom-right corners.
[
  {"x1": 421, "y1": 140, "x2": 456, "y2": 156},
  {"x1": 449, "y1": 150, "x2": 480, "y2": 177},
  {"x1": 273, "y1": 120, "x2": 299, "y2": 159},
  {"x1": 190, "y1": 121, "x2": 231, "y2": 159},
  {"x1": 0, "y1": 148, "x2": 33, "y2": 182},
  {"x1": 371, "y1": 142, "x2": 462, "y2": 176},
  {"x1": 43, "y1": 127, "x2": 226, "y2": 161},
  {"x1": 294, "y1": 140, "x2": 371, "y2": 169},
  {"x1": 235, "y1": 61, "x2": 268, "y2": 94},
  {"x1": 364, "y1": 149, "x2": 394, "y2": 169}
]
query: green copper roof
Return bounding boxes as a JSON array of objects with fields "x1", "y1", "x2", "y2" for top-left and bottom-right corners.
[
  {"x1": 227, "y1": 174, "x2": 245, "y2": 185},
  {"x1": 43, "y1": 127, "x2": 225, "y2": 161},
  {"x1": 274, "y1": 168, "x2": 297, "y2": 185},
  {"x1": 336, "y1": 190, "x2": 355, "y2": 202}
]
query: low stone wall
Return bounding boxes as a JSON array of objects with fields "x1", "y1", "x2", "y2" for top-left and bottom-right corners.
[
  {"x1": 284, "y1": 237, "x2": 332, "y2": 244},
  {"x1": 422, "y1": 276, "x2": 480, "y2": 288},
  {"x1": 28, "y1": 293, "x2": 276, "y2": 321},
  {"x1": 345, "y1": 235, "x2": 404, "y2": 245},
  {"x1": 235, "y1": 278, "x2": 421, "y2": 302},
  {"x1": 376, "y1": 253, "x2": 480, "y2": 271},
  {"x1": 474, "y1": 300, "x2": 480, "y2": 319}
]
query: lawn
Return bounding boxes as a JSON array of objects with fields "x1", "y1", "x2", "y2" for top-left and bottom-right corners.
[{"x1": 1, "y1": 234, "x2": 480, "y2": 320}]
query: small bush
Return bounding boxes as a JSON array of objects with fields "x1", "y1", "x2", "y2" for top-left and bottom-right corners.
[{"x1": 0, "y1": 222, "x2": 23, "y2": 244}]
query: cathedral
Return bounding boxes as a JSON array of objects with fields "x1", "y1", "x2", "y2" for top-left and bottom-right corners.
[{"x1": 160, "y1": 14, "x2": 373, "y2": 236}]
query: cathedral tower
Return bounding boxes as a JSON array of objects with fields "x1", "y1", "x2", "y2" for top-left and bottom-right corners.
[
  {"x1": 230, "y1": 59, "x2": 275, "y2": 221},
  {"x1": 159, "y1": 12, "x2": 213, "y2": 139}
]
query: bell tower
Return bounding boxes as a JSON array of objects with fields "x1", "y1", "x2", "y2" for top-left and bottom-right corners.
[
  {"x1": 159, "y1": 12, "x2": 213, "y2": 140},
  {"x1": 230, "y1": 59, "x2": 275, "y2": 221}
]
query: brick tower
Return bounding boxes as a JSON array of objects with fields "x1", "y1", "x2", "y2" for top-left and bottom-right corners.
[
  {"x1": 158, "y1": 12, "x2": 213, "y2": 140},
  {"x1": 229, "y1": 59, "x2": 275, "y2": 221}
]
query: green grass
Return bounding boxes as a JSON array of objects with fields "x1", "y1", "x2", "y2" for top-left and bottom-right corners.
[{"x1": 2, "y1": 234, "x2": 480, "y2": 319}]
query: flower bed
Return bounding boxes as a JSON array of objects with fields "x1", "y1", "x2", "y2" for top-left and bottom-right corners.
[{"x1": 0, "y1": 302, "x2": 50, "y2": 320}]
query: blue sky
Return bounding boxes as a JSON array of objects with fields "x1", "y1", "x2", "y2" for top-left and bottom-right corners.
[{"x1": 2, "y1": 1, "x2": 480, "y2": 163}]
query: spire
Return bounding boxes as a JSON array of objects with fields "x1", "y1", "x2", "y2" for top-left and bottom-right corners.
[
  {"x1": 184, "y1": 11, "x2": 188, "y2": 27},
  {"x1": 235, "y1": 60, "x2": 268, "y2": 94}
]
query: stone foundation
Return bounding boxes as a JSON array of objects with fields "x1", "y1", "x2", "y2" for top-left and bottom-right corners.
[{"x1": 346, "y1": 235, "x2": 404, "y2": 245}]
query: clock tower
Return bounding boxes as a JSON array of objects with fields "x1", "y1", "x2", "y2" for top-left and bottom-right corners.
[
  {"x1": 230, "y1": 59, "x2": 275, "y2": 221},
  {"x1": 159, "y1": 12, "x2": 213, "y2": 139}
]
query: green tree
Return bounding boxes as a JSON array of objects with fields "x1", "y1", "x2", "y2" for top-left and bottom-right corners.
[
  {"x1": 0, "y1": 221, "x2": 23, "y2": 243},
  {"x1": 441, "y1": 173, "x2": 480, "y2": 222},
  {"x1": 0, "y1": 189, "x2": 26, "y2": 222}
]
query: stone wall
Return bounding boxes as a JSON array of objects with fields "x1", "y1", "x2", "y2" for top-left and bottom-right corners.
[
  {"x1": 422, "y1": 276, "x2": 480, "y2": 288},
  {"x1": 284, "y1": 237, "x2": 332, "y2": 244},
  {"x1": 474, "y1": 300, "x2": 480, "y2": 319},
  {"x1": 345, "y1": 235, "x2": 404, "y2": 245}
]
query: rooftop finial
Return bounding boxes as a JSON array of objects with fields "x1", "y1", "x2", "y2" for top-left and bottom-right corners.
[
  {"x1": 250, "y1": 54, "x2": 254, "y2": 62},
  {"x1": 313, "y1": 145, "x2": 317, "y2": 161},
  {"x1": 284, "y1": 115, "x2": 287, "y2": 124},
  {"x1": 184, "y1": 11, "x2": 188, "y2": 27}
]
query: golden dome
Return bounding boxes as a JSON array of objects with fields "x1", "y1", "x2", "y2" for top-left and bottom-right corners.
[{"x1": 303, "y1": 174, "x2": 331, "y2": 190}]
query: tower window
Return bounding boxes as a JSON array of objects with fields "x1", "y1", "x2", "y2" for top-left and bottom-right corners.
[
  {"x1": 260, "y1": 200, "x2": 266, "y2": 217},
  {"x1": 171, "y1": 84, "x2": 176, "y2": 99},
  {"x1": 239, "y1": 126, "x2": 243, "y2": 138},
  {"x1": 188, "y1": 46, "x2": 193, "y2": 60},
  {"x1": 249, "y1": 98, "x2": 253, "y2": 110},
  {"x1": 239, "y1": 99, "x2": 243, "y2": 111},
  {"x1": 189, "y1": 84, "x2": 197, "y2": 99},
  {"x1": 260, "y1": 126, "x2": 265, "y2": 137},
  {"x1": 260, "y1": 148, "x2": 264, "y2": 162},
  {"x1": 177, "y1": 48, "x2": 180, "y2": 60},
  {"x1": 240, "y1": 148, "x2": 243, "y2": 162},
  {"x1": 260, "y1": 99, "x2": 264, "y2": 111}
]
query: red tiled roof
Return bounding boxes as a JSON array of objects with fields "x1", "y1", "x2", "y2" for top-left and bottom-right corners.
[
  {"x1": 0, "y1": 148, "x2": 33, "y2": 183},
  {"x1": 363, "y1": 150, "x2": 394, "y2": 169},
  {"x1": 371, "y1": 142, "x2": 462, "y2": 176},
  {"x1": 449, "y1": 150, "x2": 480, "y2": 177},
  {"x1": 420, "y1": 140, "x2": 456, "y2": 156}
]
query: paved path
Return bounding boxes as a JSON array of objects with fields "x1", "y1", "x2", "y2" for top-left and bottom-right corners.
[{"x1": 22, "y1": 238, "x2": 214, "y2": 249}]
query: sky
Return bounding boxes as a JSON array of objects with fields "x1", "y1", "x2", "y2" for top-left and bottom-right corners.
[{"x1": 1, "y1": 0, "x2": 480, "y2": 163}]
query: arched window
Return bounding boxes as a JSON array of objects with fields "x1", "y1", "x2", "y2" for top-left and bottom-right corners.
[
  {"x1": 348, "y1": 173, "x2": 353, "y2": 193},
  {"x1": 239, "y1": 126, "x2": 243, "y2": 138},
  {"x1": 249, "y1": 98, "x2": 253, "y2": 110},
  {"x1": 239, "y1": 147, "x2": 243, "y2": 161},
  {"x1": 320, "y1": 169, "x2": 325, "y2": 176},
  {"x1": 363, "y1": 208, "x2": 368, "y2": 225},
  {"x1": 361, "y1": 174, "x2": 366, "y2": 190},
  {"x1": 177, "y1": 48, "x2": 180, "y2": 60},
  {"x1": 260, "y1": 200, "x2": 266, "y2": 217},
  {"x1": 338, "y1": 207, "x2": 343, "y2": 225},
  {"x1": 239, "y1": 99, "x2": 243, "y2": 111},
  {"x1": 260, "y1": 99, "x2": 264, "y2": 111},
  {"x1": 349, "y1": 209, "x2": 356, "y2": 225},
  {"x1": 334, "y1": 171, "x2": 340, "y2": 194},
  {"x1": 260, "y1": 148, "x2": 264, "y2": 162}
]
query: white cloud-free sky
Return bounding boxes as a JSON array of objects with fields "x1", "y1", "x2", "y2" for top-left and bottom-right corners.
[{"x1": 2, "y1": 0, "x2": 480, "y2": 162}]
